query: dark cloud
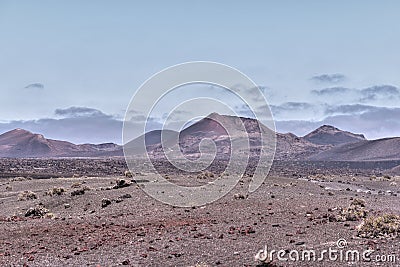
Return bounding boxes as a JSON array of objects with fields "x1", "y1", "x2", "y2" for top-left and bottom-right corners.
[
  {"x1": 360, "y1": 85, "x2": 400, "y2": 101},
  {"x1": 55, "y1": 107, "x2": 109, "y2": 118},
  {"x1": 271, "y1": 102, "x2": 314, "y2": 116},
  {"x1": 277, "y1": 102, "x2": 313, "y2": 110},
  {"x1": 311, "y1": 74, "x2": 346, "y2": 84},
  {"x1": 324, "y1": 104, "x2": 378, "y2": 115},
  {"x1": 362, "y1": 85, "x2": 399, "y2": 95},
  {"x1": 24, "y1": 83, "x2": 44, "y2": 89},
  {"x1": 311, "y1": 87, "x2": 353, "y2": 96},
  {"x1": 311, "y1": 85, "x2": 400, "y2": 104}
]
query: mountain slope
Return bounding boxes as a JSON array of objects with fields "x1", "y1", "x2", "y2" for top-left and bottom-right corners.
[
  {"x1": 276, "y1": 132, "x2": 331, "y2": 160},
  {"x1": 0, "y1": 129, "x2": 122, "y2": 158},
  {"x1": 123, "y1": 129, "x2": 179, "y2": 155},
  {"x1": 309, "y1": 137, "x2": 400, "y2": 161},
  {"x1": 385, "y1": 164, "x2": 400, "y2": 176},
  {"x1": 304, "y1": 125, "x2": 366, "y2": 146}
]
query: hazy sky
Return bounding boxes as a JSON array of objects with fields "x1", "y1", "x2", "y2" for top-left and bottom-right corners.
[{"x1": 0, "y1": 1, "x2": 399, "y2": 143}]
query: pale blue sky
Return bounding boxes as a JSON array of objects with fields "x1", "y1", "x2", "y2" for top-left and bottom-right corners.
[{"x1": 0, "y1": 1, "x2": 399, "y2": 143}]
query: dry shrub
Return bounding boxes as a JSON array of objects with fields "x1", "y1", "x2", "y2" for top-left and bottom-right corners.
[
  {"x1": 197, "y1": 171, "x2": 215, "y2": 179},
  {"x1": 18, "y1": 191, "x2": 37, "y2": 201},
  {"x1": 336, "y1": 198, "x2": 368, "y2": 222},
  {"x1": 350, "y1": 198, "x2": 365, "y2": 207},
  {"x1": 357, "y1": 214, "x2": 400, "y2": 238},
  {"x1": 70, "y1": 186, "x2": 90, "y2": 196},
  {"x1": 45, "y1": 187, "x2": 65, "y2": 196}
]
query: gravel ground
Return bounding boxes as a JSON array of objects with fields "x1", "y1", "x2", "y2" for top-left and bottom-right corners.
[{"x1": 0, "y1": 159, "x2": 399, "y2": 266}]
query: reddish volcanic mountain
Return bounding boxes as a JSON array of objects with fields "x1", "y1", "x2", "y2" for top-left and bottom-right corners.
[
  {"x1": 1, "y1": 113, "x2": 397, "y2": 161},
  {"x1": 0, "y1": 129, "x2": 122, "y2": 158},
  {"x1": 180, "y1": 112, "x2": 275, "y2": 139},
  {"x1": 304, "y1": 125, "x2": 366, "y2": 146},
  {"x1": 126, "y1": 113, "x2": 329, "y2": 160},
  {"x1": 138, "y1": 113, "x2": 398, "y2": 161}
]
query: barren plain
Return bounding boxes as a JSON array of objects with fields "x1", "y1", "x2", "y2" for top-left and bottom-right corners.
[{"x1": 0, "y1": 159, "x2": 399, "y2": 266}]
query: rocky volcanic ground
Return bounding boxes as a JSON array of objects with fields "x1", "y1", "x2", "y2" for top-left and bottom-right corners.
[{"x1": 0, "y1": 158, "x2": 400, "y2": 266}]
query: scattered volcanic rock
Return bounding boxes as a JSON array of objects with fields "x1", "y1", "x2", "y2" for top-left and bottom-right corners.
[
  {"x1": 101, "y1": 198, "x2": 112, "y2": 208},
  {"x1": 112, "y1": 179, "x2": 131, "y2": 189},
  {"x1": 71, "y1": 189, "x2": 86, "y2": 196},
  {"x1": 25, "y1": 205, "x2": 49, "y2": 217},
  {"x1": 304, "y1": 125, "x2": 366, "y2": 146}
]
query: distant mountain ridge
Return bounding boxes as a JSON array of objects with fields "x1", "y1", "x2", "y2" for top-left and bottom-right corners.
[
  {"x1": 1, "y1": 114, "x2": 399, "y2": 161},
  {"x1": 0, "y1": 129, "x2": 122, "y2": 158}
]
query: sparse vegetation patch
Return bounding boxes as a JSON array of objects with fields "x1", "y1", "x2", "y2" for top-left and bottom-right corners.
[
  {"x1": 357, "y1": 214, "x2": 400, "y2": 238},
  {"x1": 334, "y1": 198, "x2": 368, "y2": 222},
  {"x1": 197, "y1": 171, "x2": 215, "y2": 179},
  {"x1": 45, "y1": 187, "x2": 65, "y2": 196},
  {"x1": 18, "y1": 191, "x2": 37, "y2": 201}
]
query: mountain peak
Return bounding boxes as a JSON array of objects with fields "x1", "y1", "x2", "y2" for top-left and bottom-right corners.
[
  {"x1": 0, "y1": 128, "x2": 34, "y2": 138},
  {"x1": 304, "y1": 125, "x2": 366, "y2": 146},
  {"x1": 313, "y1": 125, "x2": 340, "y2": 133},
  {"x1": 9, "y1": 128, "x2": 32, "y2": 134},
  {"x1": 206, "y1": 112, "x2": 223, "y2": 119},
  {"x1": 319, "y1": 124, "x2": 337, "y2": 130}
]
